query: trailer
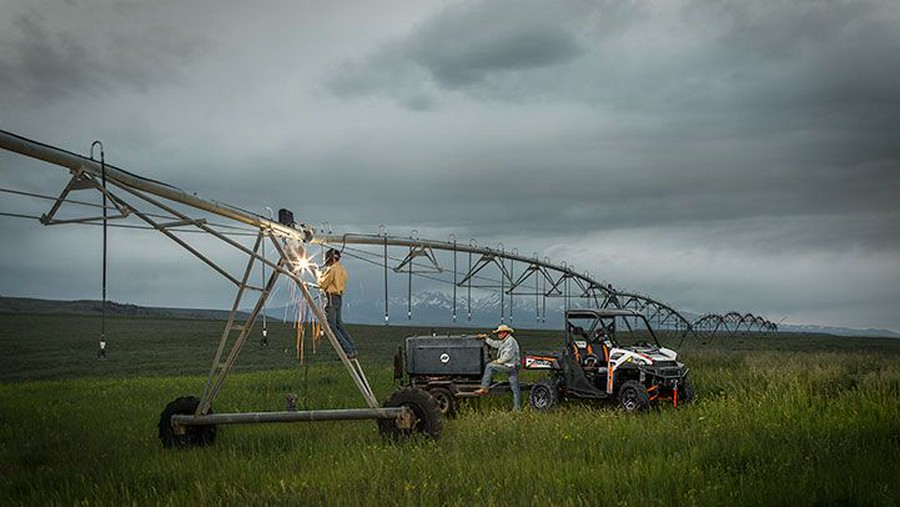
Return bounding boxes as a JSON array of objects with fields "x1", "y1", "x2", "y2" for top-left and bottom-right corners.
[{"x1": 394, "y1": 334, "x2": 524, "y2": 416}]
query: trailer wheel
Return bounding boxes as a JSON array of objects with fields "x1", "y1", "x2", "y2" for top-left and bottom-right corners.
[
  {"x1": 618, "y1": 381, "x2": 650, "y2": 413},
  {"x1": 427, "y1": 387, "x2": 456, "y2": 418},
  {"x1": 530, "y1": 380, "x2": 560, "y2": 411},
  {"x1": 678, "y1": 377, "x2": 695, "y2": 405},
  {"x1": 378, "y1": 388, "x2": 443, "y2": 441},
  {"x1": 158, "y1": 396, "x2": 217, "y2": 449}
]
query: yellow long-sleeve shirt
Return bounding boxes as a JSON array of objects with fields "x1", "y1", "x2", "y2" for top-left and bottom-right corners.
[{"x1": 317, "y1": 261, "x2": 348, "y2": 295}]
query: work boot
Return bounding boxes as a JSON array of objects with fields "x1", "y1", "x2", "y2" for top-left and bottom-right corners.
[{"x1": 473, "y1": 387, "x2": 490, "y2": 396}]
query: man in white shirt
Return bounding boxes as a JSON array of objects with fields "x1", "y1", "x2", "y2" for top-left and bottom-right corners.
[{"x1": 474, "y1": 324, "x2": 521, "y2": 410}]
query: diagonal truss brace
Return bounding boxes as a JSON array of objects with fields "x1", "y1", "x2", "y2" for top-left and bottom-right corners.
[
  {"x1": 507, "y1": 263, "x2": 563, "y2": 296},
  {"x1": 457, "y1": 252, "x2": 513, "y2": 288},
  {"x1": 393, "y1": 245, "x2": 443, "y2": 273},
  {"x1": 40, "y1": 169, "x2": 130, "y2": 225}
]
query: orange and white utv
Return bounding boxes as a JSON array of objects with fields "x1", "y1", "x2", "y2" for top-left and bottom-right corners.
[{"x1": 524, "y1": 309, "x2": 693, "y2": 412}]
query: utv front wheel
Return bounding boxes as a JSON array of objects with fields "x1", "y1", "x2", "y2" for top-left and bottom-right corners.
[
  {"x1": 678, "y1": 377, "x2": 695, "y2": 405},
  {"x1": 530, "y1": 380, "x2": 560, "y2": 411},
  {"x1": 618, "y1": 381, "x2": 650, "y2": 413}
]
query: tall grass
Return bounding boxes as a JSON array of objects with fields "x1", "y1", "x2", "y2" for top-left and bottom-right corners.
[{"x1": 1, "y1": 315, "x2": 899, "y2": 505}]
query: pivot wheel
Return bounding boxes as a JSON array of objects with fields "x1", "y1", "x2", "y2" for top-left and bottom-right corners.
[
  {"x1": 530, "y1": 380, "x2": 560, "y2": 411},
  {"x1": 617, "y1": 380, "x2": 650, "y2": 413},
  {"x1": 158, "y1": 396, "x2": 217, "y2": 449},
  {"x1": 377, "y1": 388, "x2": 443, "y2": 441},
  {"x1": 427, "y1": 387, "x2": 456, "y2": 418}
]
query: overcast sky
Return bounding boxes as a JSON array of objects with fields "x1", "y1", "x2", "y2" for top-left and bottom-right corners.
[{"x1": 1, "y1": 0, "x2": 898, "y2": 332}]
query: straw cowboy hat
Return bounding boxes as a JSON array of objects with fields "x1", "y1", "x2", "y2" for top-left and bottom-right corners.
[{"x1": 491, "y1": 324, "x2": 515, "y2": 334}]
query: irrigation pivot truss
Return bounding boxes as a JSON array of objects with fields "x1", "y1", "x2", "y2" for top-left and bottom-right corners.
[
  {"x1": 0, "y1": 129, "x2": 777, "y2": 443},
  {"x1": 310, "y1": 233, "x2": 777, "y2": 338}
]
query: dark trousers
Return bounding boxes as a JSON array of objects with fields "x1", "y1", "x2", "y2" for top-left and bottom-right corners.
[{"x1": 325, "y1": 294, "x2": 357, "y2": 357}]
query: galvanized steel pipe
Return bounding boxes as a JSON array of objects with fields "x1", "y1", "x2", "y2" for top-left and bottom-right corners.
[{"x1": 171, "y1": 407, "x2": 409, "y2": 426}]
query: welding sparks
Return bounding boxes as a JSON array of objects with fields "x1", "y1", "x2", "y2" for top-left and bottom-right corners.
[
  {"x1": 287, "y1": 240, "x2": 318, "y2": 276},
  {"x1": 295, "y1": 255, "x2": 320, "y2": 277}
]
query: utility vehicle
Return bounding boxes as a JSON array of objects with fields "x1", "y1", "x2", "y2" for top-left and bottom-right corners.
[{"x1": 524, "y1": 308, "x2": 693, "y2": 412}]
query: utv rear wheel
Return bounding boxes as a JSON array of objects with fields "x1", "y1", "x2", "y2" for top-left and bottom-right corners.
[
  {"x1": 618, "y1": 381, "x2": 650, "y2": 413},
  {"x1": 530, "y1": 380, "x2": 560, "y2": 411},
  {"x1": 378, "y1": 388, "x2": 443, "y2": 441},
  {"x1": 427, "y1": 386, "x2": 456, "y2": 417},
  {"x1": 158, "y1": 396, "x2": 217, "y2": 449}
]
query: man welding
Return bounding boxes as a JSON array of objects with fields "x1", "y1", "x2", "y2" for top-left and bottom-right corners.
[{"x1": 317, "y1": 248, "x2": 358, "y2": 359}]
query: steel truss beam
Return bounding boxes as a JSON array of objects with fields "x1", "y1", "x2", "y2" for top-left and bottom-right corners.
[
  {"x1": 691, "y1": 312, "x2": 778, "y2": 338},
  {"x1": 313, "y1": 233, "x2": 698, "y2": 337}
]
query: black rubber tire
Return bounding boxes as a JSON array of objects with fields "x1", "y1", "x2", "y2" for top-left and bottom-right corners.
[
  {"x1": 678, "y1": 376, "x2": 695, "y2": 405},
  {"x1": 158, "y1": 396, "x2": 217, "y2": 449},
  {"x1": 377, "y1": 388, "x2": 443, "y2": 441},
  {"x1": 618, "y1": 380, "x2": 650, "y2": 413},
  {"x1": 530, "y1": 380, "x2": 560, "y2": 411},
  {"x1": 427, "y1": 386, "x2": 456, "y2": 418}
]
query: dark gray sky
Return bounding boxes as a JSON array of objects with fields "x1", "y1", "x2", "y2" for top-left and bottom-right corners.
[{"x1": 1, "y1": 0, "x2": 898, "y2": 332}]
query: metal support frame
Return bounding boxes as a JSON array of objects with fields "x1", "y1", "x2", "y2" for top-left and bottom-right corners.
[
  {"x1": 0, "y1": 129, "x2": 384, "y2": 428},
  {"x1": 105, "y1": 181, "x2": 380, "y2": 413}
]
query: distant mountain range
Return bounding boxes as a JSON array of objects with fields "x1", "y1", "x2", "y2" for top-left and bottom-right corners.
[
  {"x1": 336, "y1": 290, "x2": 566, "y2": 329},
  {"x1": 774, "y1": 322, "x2": 900, "y2": 339},
  {"x1": 2, "y1": 294, "x2": 898, "y2": 338},
  {"x1": 0, "y1": 296, "x2": 247, "y2": 321}
]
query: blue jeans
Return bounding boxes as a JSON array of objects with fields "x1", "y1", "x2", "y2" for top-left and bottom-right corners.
[
  {"x1": 481, "y1": 362, "x2": 521, "y2": 410},
  {"x1": 324, "y1": 294, "x2": 357, "y2": 357}
]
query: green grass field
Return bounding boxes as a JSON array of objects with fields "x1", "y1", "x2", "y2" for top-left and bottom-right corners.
[{"x1": 2, "y1": 314, "x2": 899, "y2": 505}]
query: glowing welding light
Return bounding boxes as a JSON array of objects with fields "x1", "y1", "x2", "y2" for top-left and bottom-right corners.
[
  {"x1": 294, "y1": 256, "x2": 312, "y2": 273},
  {"x1": 288, "y1": 241, "x2": 315, "y2": 274}
]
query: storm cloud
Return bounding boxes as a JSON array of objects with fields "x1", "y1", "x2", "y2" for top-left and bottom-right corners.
[{"x1": 0, "y1": 4, "x2": 206, "y2": 108}]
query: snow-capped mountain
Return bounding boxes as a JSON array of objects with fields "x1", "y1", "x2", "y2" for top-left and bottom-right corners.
[{"x1": 343, "y1": 290, "x2": 566, "y2": 329}]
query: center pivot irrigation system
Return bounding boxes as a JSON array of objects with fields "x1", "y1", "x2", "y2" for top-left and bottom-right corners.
[{"x1": 0, "y1": 129, "x2": 776, "y2": 444}]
